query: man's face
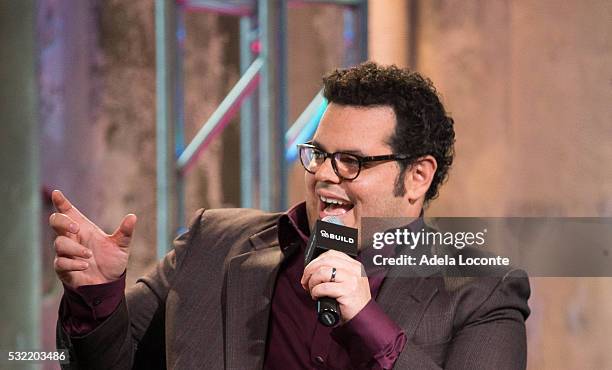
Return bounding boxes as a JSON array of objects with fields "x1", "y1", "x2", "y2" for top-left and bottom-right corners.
[{"x1": 305, "y1": 103, "x2": 417, "y2": 231}]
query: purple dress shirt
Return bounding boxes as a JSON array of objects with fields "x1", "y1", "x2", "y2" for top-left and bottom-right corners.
[
  {"x1": 60, "y1": 203, "x2": 414, "y2": 369},
  {"x1": 265, "y1": 203, "x2": 406, "y2": 369}
]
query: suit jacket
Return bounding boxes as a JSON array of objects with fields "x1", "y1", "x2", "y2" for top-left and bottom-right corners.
[{"x1": 57, "y1": 208, "x2": 530, "y2": 370}]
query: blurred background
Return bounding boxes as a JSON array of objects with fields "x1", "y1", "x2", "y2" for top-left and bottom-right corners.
[{"x1": 1, "y1": 0, "x2": 611, "y2": 369}]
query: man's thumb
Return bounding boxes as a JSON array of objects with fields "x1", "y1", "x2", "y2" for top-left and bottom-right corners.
[{"x1": 112, "y1": 214, "x2": 137, "y2": 247}]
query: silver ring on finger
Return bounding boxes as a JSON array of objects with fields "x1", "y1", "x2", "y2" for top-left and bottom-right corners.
[{"x1": 330, "y1": 267, "x2": 337, "y2": 283}]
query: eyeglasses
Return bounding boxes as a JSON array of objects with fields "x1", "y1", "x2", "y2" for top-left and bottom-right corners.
[{"x1": 297, "y1": 143, "x2": 411, "y2": 180}]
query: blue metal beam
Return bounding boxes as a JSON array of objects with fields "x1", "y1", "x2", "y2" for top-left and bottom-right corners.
[
  {"x1": 155, "y1": 0, "x2": 178, "y2": 257},
  {"x1": 285, "y1": 91, "x2": 327, "y2": 161},
  {"x1": 175, "y1": 3, "x2": 187, "y2": 231},
  {"x1": 240, "y1": 15, "x2": 257, "y2": 208},
  {"x1": 258, "y1": 0, "x2": 288, "y2": 212},
  {"x1": 355, "y1": 0, "x2": 368, "y2": 62},
  {"x1": 341, "y1": 0, "x2": 368, "y2": 67}
]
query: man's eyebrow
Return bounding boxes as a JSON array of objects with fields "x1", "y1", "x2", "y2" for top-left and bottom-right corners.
[{"x1": 310, "y1": 140, "x2": 367, "y2": 156}]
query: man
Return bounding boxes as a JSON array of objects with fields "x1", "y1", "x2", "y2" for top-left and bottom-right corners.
[{"x1": 51, "y1": 62, "x2": 530, "y2": 369}]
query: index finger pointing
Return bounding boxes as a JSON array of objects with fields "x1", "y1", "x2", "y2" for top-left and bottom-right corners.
[
  {"x1": 51, "y1": 190, "x2": 93, "y2": 226},
  {"x1": 51, "y1": 190, "x2": 75, "y2": 213},
  {"x1": 51, "y1": 189, "x2": 89, "y2": 222}
]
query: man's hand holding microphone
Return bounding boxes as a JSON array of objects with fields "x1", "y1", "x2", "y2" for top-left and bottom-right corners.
[
  {"x1": 301, "y1": 249, "x2": 371, "y2": 324},
  {"x1": 300, "y1": 218, "x2": 371, "y2": 326}
]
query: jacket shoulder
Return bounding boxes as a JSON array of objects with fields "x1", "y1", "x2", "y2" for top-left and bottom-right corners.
[
  {"x1": 195, "y1": 207, "x2": 282, "y2": 236},
  {"x1": 182, "y1": 207, "x2": 283, "y2": 257}
]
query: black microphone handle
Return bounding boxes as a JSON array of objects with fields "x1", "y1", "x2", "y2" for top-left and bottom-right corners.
[{"x1": 317, "y1": 297, "x2": 340, "y2": 327}]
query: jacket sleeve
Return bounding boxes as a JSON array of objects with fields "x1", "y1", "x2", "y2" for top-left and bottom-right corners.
[
  {"x1": 56, "y1": 209, "x2": 205, "y2": 370},
  {"x1": 392, "y1": 269, "x2": 531, "y2": 370}
]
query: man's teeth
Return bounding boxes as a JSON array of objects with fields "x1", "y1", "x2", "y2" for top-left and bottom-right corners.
[{"x1": 319, "y1": 195, "x2": 349, "y2": 206}]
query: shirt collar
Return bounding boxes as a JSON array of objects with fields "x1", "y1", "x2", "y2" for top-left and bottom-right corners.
[{"x1": 277, "y1": 202, "x2": 310, "y2": 254}]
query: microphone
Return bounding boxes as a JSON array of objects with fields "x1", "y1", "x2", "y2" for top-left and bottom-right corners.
[{"x1": 305, "y1": 216, "x2": 358, "y2": 327}]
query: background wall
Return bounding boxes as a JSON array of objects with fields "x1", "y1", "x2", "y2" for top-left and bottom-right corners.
[{"x1": 368, "y1": 1, "x2": 612, "y2": 369}]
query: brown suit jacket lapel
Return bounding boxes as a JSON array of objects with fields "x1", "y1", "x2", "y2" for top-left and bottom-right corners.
[
  {"x1": 376, "y1": 243, "x2": 441, "y2": 340},
  {"x1": 224, "y1": 224, "x2": 284, "y2": 370},
  {"x1": 377, "y1": 274, "x2": 439, "y2": 340}
]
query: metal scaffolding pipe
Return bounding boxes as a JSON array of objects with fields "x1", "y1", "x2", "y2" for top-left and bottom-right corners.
[
  {"x1": 177, "y1": 57, "x2": 263, "y2": 173},
  {"x1": 157, "y1": 0, "x2": 366, "y2": 226},
  {"x1": 175, "y1": 4, "x2": 187, "y2": 231},
  {"x1": 258, "y1": 0, "x2": 288, "y2": 212},
  {"x1": 285, "y1": 91, "x2": 325, "y2": 143},
  {"x1": 240, "y1": 15, "x2": 257, "y2": 208},
  {"x1": 185, "y1": 0, "x2": 255, "y2": 16},
  {"x1": 289, "y1": 0, "x2": 363, "y2": 5},
  {"x1": 285, "y1": 91, "x2": 327, "y2": 161},
  {"x1": 155, "y1": 0, "x2": 179, "y2": 257},
  {"x1": 342, "y1": 0, "x2": 368, "y2": 67}
]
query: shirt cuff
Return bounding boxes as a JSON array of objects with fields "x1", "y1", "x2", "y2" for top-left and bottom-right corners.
[
  {"x1": 331, "y1": 299, "x2": 407, "y2": 369},
  {"x1": 60, "y1": 273, "x2": 126, "y2": 336}
]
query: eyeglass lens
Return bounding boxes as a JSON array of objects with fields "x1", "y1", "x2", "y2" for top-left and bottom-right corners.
[{"x1": 300, "y1": 146, "x2": 360, "y2": 179}]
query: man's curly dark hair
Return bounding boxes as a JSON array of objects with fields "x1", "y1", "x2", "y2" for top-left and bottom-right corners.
[{"x1": 322, "y1": 62, "x2": 455, "y2": 203}]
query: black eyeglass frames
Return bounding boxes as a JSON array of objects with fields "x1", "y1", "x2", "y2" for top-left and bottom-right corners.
[{"x1": 297, "y1": 143, "x2": 411, "y2": 180}]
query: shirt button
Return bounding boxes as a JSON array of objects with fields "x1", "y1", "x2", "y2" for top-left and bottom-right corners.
[
  {"x1": 93, "y1": 297, "x2": 102, "y2": 306},
  {"x1": 315, "y1": 355, "x2": 324, "y2": 364}
]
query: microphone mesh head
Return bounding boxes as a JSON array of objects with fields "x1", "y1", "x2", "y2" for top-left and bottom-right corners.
[{"x1": 322, "y1": 215, "x2": 343, "y2": 226}]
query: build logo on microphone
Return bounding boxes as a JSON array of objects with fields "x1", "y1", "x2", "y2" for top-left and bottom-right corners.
[
  {"x1": 315, "y1": 221, "x2": 358, "y2": 253},
  {"x1": 320, "y1": 229, "x2": 355, "y2": 244}
]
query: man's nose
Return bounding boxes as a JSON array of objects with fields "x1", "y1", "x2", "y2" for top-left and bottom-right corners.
[{"x1": 315, "y1": 157, "x2": 341, "y2": 183}]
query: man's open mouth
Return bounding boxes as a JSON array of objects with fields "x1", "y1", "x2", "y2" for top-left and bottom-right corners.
[{"x1": 319, "y1": 195, "x2": 354, "y2": 217}]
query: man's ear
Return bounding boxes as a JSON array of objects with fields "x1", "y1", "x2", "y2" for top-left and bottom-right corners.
[{"x1": 404, "y1": 155, "x2": 437, "y2": 204}]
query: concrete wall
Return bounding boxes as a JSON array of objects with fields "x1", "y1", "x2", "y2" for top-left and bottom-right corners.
[
  {"x1": 412, "y1": 0, "x2": 612, "y2": 218},
  {"x1": 38, "y1": 1, "x2": 104, "y2": 364}
]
